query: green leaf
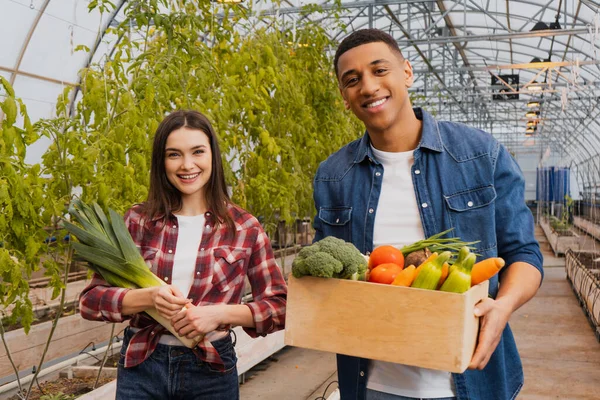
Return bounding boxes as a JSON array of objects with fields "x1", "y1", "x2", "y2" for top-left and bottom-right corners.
[
  {"x1": 1, "y1": 97, "x2": 17, "y2": 126},
  {"x1": 74, "y1": 44, "x2": 91, "y2": 53}
]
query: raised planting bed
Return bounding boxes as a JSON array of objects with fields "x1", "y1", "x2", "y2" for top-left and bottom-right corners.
[
  {"x1": 540, "y1": 217, "x2": 581, "y2": 256},
  {"x1": 0, "y1": 314, "x2": 127, "y2": 380},
  {"x1": 565, "y1": 250, "x2": 600, "y2": 342},
  {"x1": 573, "y1": 216, "x2": 600, "y2": 242}
]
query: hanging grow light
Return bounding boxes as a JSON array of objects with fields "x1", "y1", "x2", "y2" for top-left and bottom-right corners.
[{"x1": 529, "y1": 82, "x2": 543, "y2": 91}]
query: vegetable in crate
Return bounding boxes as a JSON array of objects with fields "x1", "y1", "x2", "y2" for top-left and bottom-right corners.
[
  {"x1": 63, "y1": 199, "x2": 199, "y2": 348},
  {"x1": 292, "y1": 236, "x2": 368, "y2": 280},
  {"x1": 400, "y1": 228, "x2": 479, "y2": 257},
  {"x1": 391, "y1": 265, "x2": 417, "y2": 286},
  {"x1": 410, "y1": 251, "x2": 452, "y2": 290},
  {"x1": 471, "y1": 257, "x2": 505, "y2": 286},
  {"x1": 368, "y1": 262, "x2": 403, "y2": 284},
  {"x1": 368, "y1": 245, "x2": 404, "y2": 270},
  {"x1": 440, "y1": 247, "x2": 477, "y2": 293}
]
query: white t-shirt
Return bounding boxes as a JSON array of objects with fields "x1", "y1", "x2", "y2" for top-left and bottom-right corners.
[
  {"x1": 367, "y1": 145, "x2": 456, "y2": 398},
  {"x1": 172, "y1": 214, "x2": 205, "y2": 297}
]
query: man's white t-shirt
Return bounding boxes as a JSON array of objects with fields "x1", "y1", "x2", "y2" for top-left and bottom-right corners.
[{"x1": 366, "y1": 145, "x2": 456, "y2": 398}]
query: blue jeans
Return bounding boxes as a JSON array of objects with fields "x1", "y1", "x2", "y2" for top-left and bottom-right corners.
[
  {"x1": 366, "y1": 389, "x2": 456, "y2": 400},
  {"x1": 116, "y1": 328, "x2": 239, "y2": 400}
]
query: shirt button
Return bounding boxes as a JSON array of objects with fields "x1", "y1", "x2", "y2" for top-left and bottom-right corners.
[
  {"x1": 335, "y1": 218, "x2": 340, "y2": 223},
  {"x1": 368, "y1": 208, "x2": 374, "y2": 214},
  {"x1": 415, "y1": 169, "x2": 421, "y2": 175},
  {"x1": 200, "y1": 248, "x2": 204, "y2": 251},
  {"x1": 365, "y1": 251, "x2": 370, "y2": 256},
  {"x1": 173, "y1": 225, "x2": 177, "y2": 229},
  {"x1": 422, "y1": 203, "x2": 428, "y2": 208},
  {"x1": 368, "y1": 157, "x2": 373, "y2": 163},
  {"x1": 205, "y1": 224, "x2": 210, "y2": 229},
  {"x1": 375, "y1": 172, "x2": 381, "y2": 177},
  {"x1": 196, "y1": 271, "x2": 200, "y2": 275},
  {"x1": 164, "y1": 277, "x2": 169, "y2": 281},
  {"x1": 360, "y1": 371, "x2": 365, "y2": 377},
  {"x1": 168, "y1": 249, "x2": 173, "y2": 254},
  {"x1": 467, "y1": 201, "x2": 474, "y2": 207}
]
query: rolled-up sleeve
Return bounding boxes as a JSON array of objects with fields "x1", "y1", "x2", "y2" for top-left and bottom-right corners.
[
  {"x1": 243, "y1": 227, "x2": 287, "y2": 337},
  {"x1": 79, "y1": 273, "x2": 131, "y2": 322}
]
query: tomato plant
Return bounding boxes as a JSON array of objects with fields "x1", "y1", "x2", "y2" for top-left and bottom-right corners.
[{"x1": 368, "y1": 245, "x2": 405, "y2": 270}]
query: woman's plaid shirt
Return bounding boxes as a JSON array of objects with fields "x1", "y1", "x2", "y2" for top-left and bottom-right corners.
[{"x1": 79, "y1": 203, "x2": 287, "y2": 370}]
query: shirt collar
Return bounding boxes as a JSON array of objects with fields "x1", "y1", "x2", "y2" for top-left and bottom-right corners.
[{"x1": 353, "y1": 107, "x2": 443, "y2": 164}]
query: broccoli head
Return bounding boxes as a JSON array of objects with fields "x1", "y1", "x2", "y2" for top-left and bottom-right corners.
[
  {"x1": 292, "y1": 251, "x2": 343, "y2": 278},
  {"x1": 292, "y1": 236, "x2": 368, "y2": 280}
]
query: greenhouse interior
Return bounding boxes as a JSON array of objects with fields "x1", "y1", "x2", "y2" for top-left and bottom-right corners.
[{"x1": 1, "y1": 0, "x2": 599, "y2": 399}]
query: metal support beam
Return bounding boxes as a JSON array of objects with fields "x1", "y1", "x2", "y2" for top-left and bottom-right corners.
[
  {"x1": 412, "y1": 58, "x2": 600, "y2": 73},
  {"x1": 383, "y1": 5, "x2": 470, "y2": 117},
  {"x1": 9, "y1": 0, "x2": 51, "y2": 87},
  {"x1": 397, "y1": 28, "x2": 590, "y2": 46},
  {"x1": 0, "y1": 65, "x2": 77, "y2": 87}
]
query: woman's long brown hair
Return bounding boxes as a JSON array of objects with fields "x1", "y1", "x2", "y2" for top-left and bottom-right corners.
[{"x1": 142, "y1": 110, "x2": 234, "y2": 232}]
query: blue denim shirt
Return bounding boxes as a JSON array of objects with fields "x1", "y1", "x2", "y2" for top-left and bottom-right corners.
[{"x1": 312, "y1": 108, "x2": 543, "y2": 400}]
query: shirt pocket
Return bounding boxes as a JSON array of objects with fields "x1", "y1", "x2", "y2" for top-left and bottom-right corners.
[
  {"x1": 212, "y1": 247, "x2": 249, "y2": 292},
  {"x1": 318, "y1": 206, "x2": 352, "y2": 242},
  {"x1": 444, "y1": 186, "x2": 497, "y2": 252},
  {"x1": 139, "y1": 246, "x2": 159, "y2": 270}
]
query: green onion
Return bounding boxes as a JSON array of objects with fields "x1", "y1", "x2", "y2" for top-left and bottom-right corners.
[{"x1": 400, "y1": 228, "x2": 480, "y2": 256}]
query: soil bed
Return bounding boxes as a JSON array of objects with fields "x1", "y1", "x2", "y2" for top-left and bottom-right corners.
[{"x1": 7, "y1": 376, "x2": 113, "y2": 400}]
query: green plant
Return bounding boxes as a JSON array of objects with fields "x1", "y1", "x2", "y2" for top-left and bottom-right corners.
[
  {"x1": 52, "y1": 0, "x2": 362, "y2": 235},
  {"x1": 40, "y1": 392, "x2": 75, "y2": 400}
]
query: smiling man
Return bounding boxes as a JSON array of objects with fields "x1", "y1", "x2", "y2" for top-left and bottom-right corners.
[{"x1": 312, "y1": 29, "x2": 544, "y2": 400}]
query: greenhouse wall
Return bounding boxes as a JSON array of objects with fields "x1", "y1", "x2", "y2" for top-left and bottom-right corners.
[{"x1": 536, "y1": 167, "x2": 571, "y2": 202}]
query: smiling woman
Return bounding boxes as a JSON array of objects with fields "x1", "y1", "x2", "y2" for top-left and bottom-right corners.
[
  {"x1": 164, "y1": 127, "x2": 213, "y2": 209},
  {"x1": 78, "y1": 110, "x2": 287, "y2": 400}
]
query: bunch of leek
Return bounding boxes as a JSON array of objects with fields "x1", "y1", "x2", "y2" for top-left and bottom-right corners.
[{"x1": 64, "y1": 198, "x2": 199, "y2": 348}]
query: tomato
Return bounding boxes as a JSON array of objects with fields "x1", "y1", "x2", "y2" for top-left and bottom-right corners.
[
  {"x1": 368, "y1": 263, "x2": 403, "y2": 284},
  {"x1": 368, "y1": 245, "x2": 405, "y2": 270}
]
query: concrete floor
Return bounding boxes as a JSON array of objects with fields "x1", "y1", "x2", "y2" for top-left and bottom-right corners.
[{"x1": 240, "y1": 227, "x2": 600, "y2": 399}]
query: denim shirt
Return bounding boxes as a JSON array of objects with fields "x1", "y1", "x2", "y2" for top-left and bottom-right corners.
[{"x1": 312, "y1": 108, "x2": 543, "y2": 400}]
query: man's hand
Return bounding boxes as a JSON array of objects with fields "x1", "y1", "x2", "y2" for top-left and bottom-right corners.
[
  {"x1": 171, "y1": 304, "x2": 227, "y2": 339},
  {"x1": 468, "y1": 297, "x2": 513, "y2": 370}
]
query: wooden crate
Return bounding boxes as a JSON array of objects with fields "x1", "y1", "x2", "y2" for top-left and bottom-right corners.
[{"x1": 284, "y1": 276, "x2": 489, "y2": 373}]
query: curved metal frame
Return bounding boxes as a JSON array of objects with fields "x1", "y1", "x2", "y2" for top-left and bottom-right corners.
[{"x1": 6, "y1": 0, "x2": 600, "y2": 193}]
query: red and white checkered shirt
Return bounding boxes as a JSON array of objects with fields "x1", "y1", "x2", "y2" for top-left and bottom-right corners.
[{"x1": 79, "y1": 203, "x2": 287, "y2": 370}]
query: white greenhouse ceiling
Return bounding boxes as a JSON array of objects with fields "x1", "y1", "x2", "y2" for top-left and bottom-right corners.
[{"x1": 2, "y1": 0, "x2": 600, "y2": 190}]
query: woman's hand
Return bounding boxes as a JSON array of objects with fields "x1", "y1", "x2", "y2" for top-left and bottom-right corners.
[
  {"x1": 171, "y1": 304, "x2": 227, "y2": 339},
  {"x1": 152, "y1": 285, "x2": 190, "y2": 320}
]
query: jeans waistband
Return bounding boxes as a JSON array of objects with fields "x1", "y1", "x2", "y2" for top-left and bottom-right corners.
[{"x1": 128, "y1": 326, "x2": 229, "y2": 346}]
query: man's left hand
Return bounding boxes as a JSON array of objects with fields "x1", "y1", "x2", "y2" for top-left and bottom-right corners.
[{"x1": 468, "y1": 297, "x2": 513, "y2": 370}]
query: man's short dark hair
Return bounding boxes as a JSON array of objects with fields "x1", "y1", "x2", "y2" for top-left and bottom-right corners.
[{"x1": 334, "y1": 29, "x2": 403, "y2": 78}]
